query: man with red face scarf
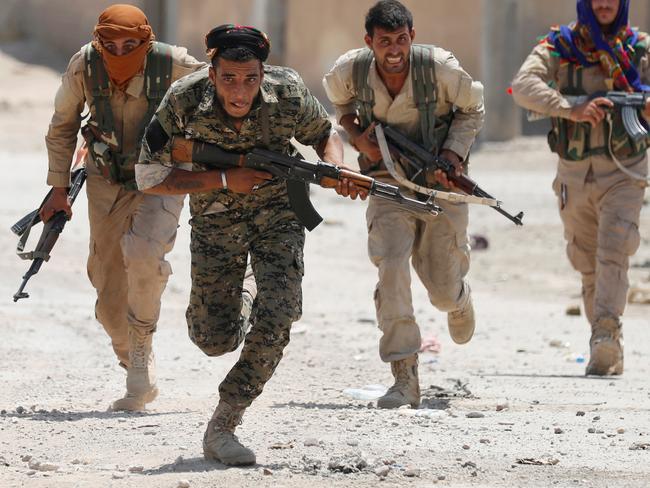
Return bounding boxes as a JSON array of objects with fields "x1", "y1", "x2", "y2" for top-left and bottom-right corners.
[
  {"x1": 40, "y1": 4, "x2": 204, "y2": 409},
  {"x1": 513, "y1": 0, "x2": 650, "y2": 375}
]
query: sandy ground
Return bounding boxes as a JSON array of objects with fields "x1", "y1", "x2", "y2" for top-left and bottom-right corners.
[{"x1": 1, "y1": 47, "x2": 650, "y2": 488}]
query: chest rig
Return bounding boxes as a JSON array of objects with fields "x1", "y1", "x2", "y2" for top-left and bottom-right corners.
[
  {"x1": 82, "y1": 41, "x2": 173, "y2": 190},
  {"x1": 548, "y1": 38, "x2": 650, "y2": 161}
]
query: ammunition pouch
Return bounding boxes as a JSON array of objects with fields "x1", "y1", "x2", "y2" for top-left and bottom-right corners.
[
  {"x1": 548, "y1": 116, "x2": 648, "y2": 161},
  {"x1": 81, "y1": 125, "x2": 138, "y2": 190}
]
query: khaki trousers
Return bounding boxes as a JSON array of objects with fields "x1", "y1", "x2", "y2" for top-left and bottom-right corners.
[
  {"x1": 86, "y1": 168, "x2": 183, "y2": 366},
  {"x1": 366, "y1": 196, "x2": 471, "y2": 362},
  {"x1": 553, "y1": 154, "x2": 646, "y2": 326}
]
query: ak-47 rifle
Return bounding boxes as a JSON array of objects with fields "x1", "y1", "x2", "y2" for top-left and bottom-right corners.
[
  {"x1": 170, "y1": 138, "x2": 442, "y2": 231},
  {"x1": 374, "y1": 124, "x2": 524, "y2": 226},
  {"x1": 12, "y1": 150, "x2": 87, "y2": 302},
  {"x1": 527, "y1": 91, "x2": 649, "y2": 142}
]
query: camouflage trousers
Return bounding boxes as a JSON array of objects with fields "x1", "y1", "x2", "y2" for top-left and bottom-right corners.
[{"x1": 186, "y1": 197, "x2": 305, "y2": 409}]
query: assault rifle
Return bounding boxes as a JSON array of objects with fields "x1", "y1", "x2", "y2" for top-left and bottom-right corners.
[
  {"x1": 527, "y1": 91, "x2": 649, "y2": 142},
  {"x1": 171, "y1": 138, "x2": 442, "y2": 231},
  {"x1": 12, "y1": 166, "x2": 87, "y2": 302},
  {"x1": 374, "y1": 125, "x2": 524, "y2": 226}
]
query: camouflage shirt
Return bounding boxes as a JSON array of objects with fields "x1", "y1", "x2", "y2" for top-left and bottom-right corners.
[{"x1": 136, "y1": 65, "x2": 332, "y2": 216}]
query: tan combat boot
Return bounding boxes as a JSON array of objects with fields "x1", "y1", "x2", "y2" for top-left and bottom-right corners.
[
  {"x1": 447, "y1": 294, "x2": 475, "y2": 345},
  {"x1": 586, "y1": 317, "x2": 624, "y2": 376},
  {"x1": 111, "y1": 329, "x2": 158, "y2": 411},
  {"x1": 377, "y1": 354, "x2": 421, "y2": 409},
  {"x1": 203, "y1": 401, "x2": 256, "y2": 466}
]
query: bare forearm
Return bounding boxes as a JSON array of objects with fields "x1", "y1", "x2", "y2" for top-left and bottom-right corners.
[
  {"x1": 316, "y1": 131, "x2": 344, "y2": 166},
  {"x1": 143, "y1": 168, "x2": 223, "y2": 195},
  {"x1": 339, "y1": 114, "x2": 363, "y2": 147}
]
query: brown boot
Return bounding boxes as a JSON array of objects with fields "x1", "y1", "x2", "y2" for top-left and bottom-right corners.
[
  {"x1": 203, "y1": 401, "x2": 256, "y2": 466},
  {"x1": 586, "y1": 317, "x2": 624, "y2": 376},
  {"x1": 111, "y1": 330, "x2": 158, "y2": 411},
  {"x1": 447, "y1": 294, "x2": 475, "y2": 345},
  {"x1": 377, "y1": 355, "x2": 420, "y2": 409}
]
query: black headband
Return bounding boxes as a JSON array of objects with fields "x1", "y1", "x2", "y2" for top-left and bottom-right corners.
[{"x1": 205, "y1": 24, "x2": 270, "y2": 61}]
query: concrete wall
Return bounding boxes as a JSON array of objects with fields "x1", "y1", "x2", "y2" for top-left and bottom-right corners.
[{"x1": 1, "y1": 0, "x2": 649, "y2": 140}]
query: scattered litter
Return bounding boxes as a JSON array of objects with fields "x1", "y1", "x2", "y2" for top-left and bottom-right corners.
[
  {"x1": 469, "y1": 234, "x2": 489, "y2": 250},
  {"x1": 466, "y1": 411, "x2": 485, "y2": 419},
  {"x1": 629, "y1": 443, "x2": 650, "y2": 451},
  {"x1": 549, "y1": 339, "x2": 570, "y2": 349},
  {"x1": 270, "y1": 440, "x2": 294, "y2": 450},
  {"x1": 516, "y1": 458, "x2": 559, "y2": 466},
  {"x1": 328, "y1": 454, "x2": 368, "y2": 474},
  {"x1": 423, "y1": 379, "x2": 472, "y2": 399},
  {"x1": 565, "y1": 305, "x2": 581, "y2": 316},
  {"x1": 419, "y1": 335, "x2": 442, "y2": 354},
  {"x1": 343, "y1": 384, "x2": 387, "y2": 401}
]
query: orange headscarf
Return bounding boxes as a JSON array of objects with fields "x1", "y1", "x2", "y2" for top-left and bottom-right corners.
[{"x1": 91, "y1": 4, "x2": 155, "y2": 90}]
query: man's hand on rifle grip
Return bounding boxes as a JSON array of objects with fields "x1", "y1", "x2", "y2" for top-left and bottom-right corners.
[
  {"x1": 433, "y1": 149, "x2": 464, "y2": 190},
  {"x1": 353, "y1": 122, "x2": 383, "y2": 164},
  {"x1": 570, "y1": 97, "x2": 614, "y2": 127},
  {"x1": 40, "y1": 187, "x2": 72, "y2": 223}
]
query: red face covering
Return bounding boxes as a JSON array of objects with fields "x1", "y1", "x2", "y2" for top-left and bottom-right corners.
[{"x1": 91, "y1": 4, "x2": 154, "y2": 90}]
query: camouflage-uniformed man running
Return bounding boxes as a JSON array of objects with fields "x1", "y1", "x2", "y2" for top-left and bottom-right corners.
[
  {"x1": 512, "y1": 0, "x2": 650, "y2": 375},
  {"x1": 137, "y1": 24, "x2": 354, "y2": 466},
  {"x1": 41, "y1": 4, "x2": 203, "y2": 410},
  {"x1": 323, "y1": 0, "x2": 484, "y2": 408}
]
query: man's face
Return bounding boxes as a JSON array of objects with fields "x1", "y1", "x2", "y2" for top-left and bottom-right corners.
[
  {"x1": 591, "y1": 0, "x2": 621, "y2": 28},
  {"x1": 209, "y1": 58, "x2": 263, "y2": 119},
  {"x1": 364, "y1": 25, "x2": 414, "y2": 75},
  {"x1": 101, "y1": 37, "x2": 143, "y2": 56}
]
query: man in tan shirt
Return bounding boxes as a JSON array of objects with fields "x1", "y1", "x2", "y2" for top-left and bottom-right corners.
[
  {"x1": 40, "y1": 4, "x2": 204, "y2": 409},
  {"x1": 512, "y1": 0, "x2": 650, "y2": 375},
  {"x1": 323, "y1": 0, "x2": 484, "y2": 408}
]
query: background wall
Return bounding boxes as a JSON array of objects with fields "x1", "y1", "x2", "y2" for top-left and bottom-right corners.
[{"x1": 1, "y1": 0, "x2": 649, "y2": 140}]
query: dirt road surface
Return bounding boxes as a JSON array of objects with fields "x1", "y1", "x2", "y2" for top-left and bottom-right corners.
[{"x1": 1, "y1": 48, "x2": 650, "y2": 488}]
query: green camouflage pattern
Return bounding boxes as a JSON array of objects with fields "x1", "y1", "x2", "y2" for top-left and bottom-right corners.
[
  {"x1": 139, "y1": 64, "x2": 328, "y2": 408},
  {"x1": 139, "y1": 65, "x2": 332, "y2": 215},
  {"x1": 548, "y1": 37, "x2": 650, "y2": 161},
  {"x1": 187, "y1": 199, "x2": 304, "y2": 408}
]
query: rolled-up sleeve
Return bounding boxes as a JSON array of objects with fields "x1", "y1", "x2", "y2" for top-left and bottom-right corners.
[
  {"x1": 45, "y1": 51, "x2": 86, "y2": 187},
  {"x1": 437, "y1": 52, "x2": 485, "y2": 160},
  {"x1": 512, "y1": 43, "x2": 573, "y2": 119},
  {"x1": 322, "y1": 50, "x2": 361, "y2": 123}
]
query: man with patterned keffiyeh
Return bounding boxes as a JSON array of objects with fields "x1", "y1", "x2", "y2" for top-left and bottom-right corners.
[{"x1": 512, "y1": 0, "x2": 650, "y2": 376}]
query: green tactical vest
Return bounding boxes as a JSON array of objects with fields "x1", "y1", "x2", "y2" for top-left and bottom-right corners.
[
  {"x1": 82, "y1": 41, "x2": 173, "y2": 190},
  {"x1": 548, "y1": 38, "x2": 650, "y2": 161}
]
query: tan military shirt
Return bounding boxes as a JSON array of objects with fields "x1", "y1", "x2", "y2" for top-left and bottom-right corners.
[
  {"x1": 322, "y1": 46, "x2": 484, "y2": 162},
  {"x1": 45, "y1": 44, "x2": 205, "y2": 187},
  {"x1": 512, "y1": 41, "x2": 650, "y2": 186}
]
